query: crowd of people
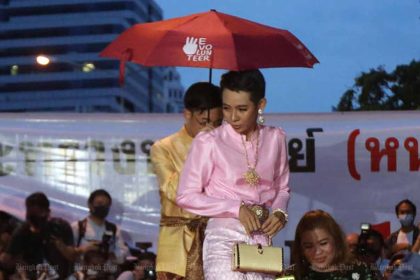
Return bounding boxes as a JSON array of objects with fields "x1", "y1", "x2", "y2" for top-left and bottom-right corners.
[
  {"x1": 0, "y1": 69, "x2": 419, "y2": 280},
  {"x1": 0, "y1": 190, "x2": 156, "y2": 280}
]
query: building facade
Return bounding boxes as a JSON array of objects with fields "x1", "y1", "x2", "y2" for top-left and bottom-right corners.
[
  {"x1": 163, "y1": 67, "x2": 184, "y2": 113},
  {"x1": 0, "y1": 0, "x2": 183, "y2": 112}
]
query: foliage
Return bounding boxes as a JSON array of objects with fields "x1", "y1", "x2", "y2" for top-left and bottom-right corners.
[{"x1": 333, "y1": 60, "x2": 420, "y2": 111}]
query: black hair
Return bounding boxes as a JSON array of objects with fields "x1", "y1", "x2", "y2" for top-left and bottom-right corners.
[
  {"x1": 183, "y1": 82, "x2": 222, "y2": 112},
  {"x1": 88, "y1": 189, "x2": 112, "y2": 205},
  {"x1": 137, "y1": 252, "x2": 156, "y2": 262},
  {"x1": 0, "y1": 211, "x2": 20, "y2": 234},
  {"x1": 220, "y1": 69, "x2": 265, "y2": 105},
  {"x1": 84, "y1": 249, "x2": 107, "y2": 264},
  {"x1": 395, "y1": 199, "x2": 416, "y2": 216},
  {"x1": 365, "y1": 229, "x2": 385, "y2": 247},
  {"x1": 25, "y1": 192, "x2": 50, "y2": 210}
]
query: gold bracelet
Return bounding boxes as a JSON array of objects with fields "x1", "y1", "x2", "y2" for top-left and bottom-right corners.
[{"x1": 273, "y1": 209, "x2": 288, "y2": 224}]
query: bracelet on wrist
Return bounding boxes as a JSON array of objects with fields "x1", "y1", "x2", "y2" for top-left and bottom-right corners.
[{"x1": 273, "y1": 209, "x2": 288, "y2": 223}]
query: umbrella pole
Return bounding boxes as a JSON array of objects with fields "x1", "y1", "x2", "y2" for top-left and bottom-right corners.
[
  {"x1": 207, "y1": 68, "x2": 212, "y2": 124},
  {"x1": 208, "y1": 68, "x2": 213, "y2": 83}
]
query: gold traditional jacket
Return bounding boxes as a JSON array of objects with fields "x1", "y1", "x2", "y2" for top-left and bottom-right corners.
[{"x1": 150, "y1": 126, "x2": 199, "y2": 277}]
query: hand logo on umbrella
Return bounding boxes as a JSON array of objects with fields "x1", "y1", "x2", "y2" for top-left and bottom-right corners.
[
  {"x1": 183, "y1": 37, "x2": 213, "y2": 62},
  {"x1": 183, "y1": 37, "x2": 199, "y2": 55}
]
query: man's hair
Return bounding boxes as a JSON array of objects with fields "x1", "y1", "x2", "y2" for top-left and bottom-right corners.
[
  {"x1": 395, "y1": 199, "x2": 416, "y2": 216},
  {"x1": 361, "y1": 229, "x2": 385, "y2": 247},
  {"x1": 25, "y1": 192, "x2": 50, "y2": 210},
  {"x1": 220, "y1": 69, "x2": 265, "y2": 105},
  {"x1": 183, "y1": 82, "x2": 222, "y2": 112},
  {"x1": 88, "y1": 189, "x2": 112, "y2": 205}
]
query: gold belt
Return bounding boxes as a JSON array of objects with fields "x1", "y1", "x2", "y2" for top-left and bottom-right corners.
[
  {"x1": 160, "y1": 216, "x2": 208, "y2": 280},
  {"x1": 159, "y1": 216, "x2": 208, "y2": 231}
]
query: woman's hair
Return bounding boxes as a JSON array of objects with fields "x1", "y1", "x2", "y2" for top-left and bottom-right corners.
[
  {"x1": 292, "y1": 210, "x2": 350, "y2": 279},
  {"x1": 220, "y1": 69, "x2": 265, "y2": 105}
]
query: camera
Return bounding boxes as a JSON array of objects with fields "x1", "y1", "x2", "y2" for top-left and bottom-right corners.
[
  {"x1": 360, "y1": 223, "x2": 370, "y2": 232},
  {"x1": 98, "y1": 230, "x2": 114, "y2": 256},
  {"x1": 357, "y1": 223, "x2": 371, "y2": 256},
  {"x1": 143, "y1": 267, "x2": 156, "y2": 280},
  {"x1": 134, "y1": 242, "x2": 156, "y2": 280}
]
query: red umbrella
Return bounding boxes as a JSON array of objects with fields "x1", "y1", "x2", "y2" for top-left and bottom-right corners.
[{"x1": 100, "y1": 9, "x2": 319, "y2": 84}]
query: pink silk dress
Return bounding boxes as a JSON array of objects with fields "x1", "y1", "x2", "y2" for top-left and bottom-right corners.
[{"x1": 177, "y1": 122, "x2": 290, "y2": 279}]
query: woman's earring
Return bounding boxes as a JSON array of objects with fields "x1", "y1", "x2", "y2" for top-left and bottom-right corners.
[{"x1": 257, "y1": 109, "x2": 265, "y2": 125}]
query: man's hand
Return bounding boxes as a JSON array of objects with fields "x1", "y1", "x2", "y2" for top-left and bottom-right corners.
[
  {"x1": 75, "y1": 240, "x2": 101, "y2": 255},
  {"x1": 239, "y1": 205, "x2": 261, "y2": 235}
]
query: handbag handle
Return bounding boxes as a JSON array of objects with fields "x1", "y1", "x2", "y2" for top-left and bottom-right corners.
[{"x1": 257, "y1": 243, "x2": 263, "y2": 254}]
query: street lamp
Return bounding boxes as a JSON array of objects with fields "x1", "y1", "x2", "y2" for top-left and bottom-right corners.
[
  {"x1": 35, "y1": 54, "x2": 95, "y2": 73},
  {"x1": 34, "y1": 54, "x2": 126, "y2": 112},
  {"x1": 36, "y1": 55, "x2": 51, "y2": 66}
]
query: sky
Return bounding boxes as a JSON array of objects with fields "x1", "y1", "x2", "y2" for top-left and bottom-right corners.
[{"x1": 154, "y1": 0, "x2": 420, "y2": 113}]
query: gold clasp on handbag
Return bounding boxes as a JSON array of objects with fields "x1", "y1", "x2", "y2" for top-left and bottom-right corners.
[{"x1": 257, "y1": 243, "x2": 263, "y2": 254}]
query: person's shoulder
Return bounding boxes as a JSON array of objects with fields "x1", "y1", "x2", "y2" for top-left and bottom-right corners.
[
  {"x1": 261, "y1": 125, "x2": 287, "y2": 138},
  {"x1": 388, "y1": 229, "x2": 400, "y2": 240},
  {"x1": 152, "y1": 130, "x2": 179, "y2": 148},
  {"x1": 49, "y1": 217, "x2": 72, "y2": 230},
  {"x1": 194, "y1": 126, "x2": 220, "y2": 143},
  {"x1": 10, "y1": 222, "x2": 30, "y2": 237}
]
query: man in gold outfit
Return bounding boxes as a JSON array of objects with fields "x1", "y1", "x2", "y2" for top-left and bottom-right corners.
[{"x1": 150, "y1": 82, "x2": 223, "y2": 280}]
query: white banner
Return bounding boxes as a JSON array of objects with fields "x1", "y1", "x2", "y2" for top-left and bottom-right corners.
[{"x1": 0, "y1": 112, "x2": 419, "y2": 261}]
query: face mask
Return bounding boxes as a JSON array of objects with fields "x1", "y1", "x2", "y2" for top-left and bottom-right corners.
[
  {"x1": 26, "y1": 214, "x2": 48, "y2": 229},
  {"x1": 398, "y1": 214, "x2": 414, "y2": 227},
  {"x1": 91, "y1": 205, "x2": 110, "y2": 219}
]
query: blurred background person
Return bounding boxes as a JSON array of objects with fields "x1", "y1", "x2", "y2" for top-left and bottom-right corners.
[
  {"x1": 72, "y1": 189, "x2": 129, "y2": 268},
  {"x1": 388, "y1": 252, "x2": 420, "y2": 280},
  {"x1": 386, "y1": 199, "x2": 418, "y2": 258},
  {"x1": 383, "y1": 251, "x2": 406, "y2": 280},
  {"x1": 117, "y1": 253, "x2": 156, "y2": 280},
  {"x1": 69, "y1": 249, "x2": 113, "y2": 280},
  {"x1": 0, "y1": 192, "x2": 75, "y2": 279},
  {"x1": 346, "y1": 232, "x2": 359, "y2": 257},
  {"x1": 0, "y1": 211, "x2": 21, "y2": 279},
  {"x1": 357, "y1": 228, "x2": 389, "y2": 278}
]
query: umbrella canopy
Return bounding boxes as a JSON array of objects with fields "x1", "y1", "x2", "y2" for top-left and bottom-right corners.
[{"x1": 100, "y1": 10, "x2": 318, "y2": 83}]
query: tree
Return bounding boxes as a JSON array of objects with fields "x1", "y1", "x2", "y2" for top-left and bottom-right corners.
[{"x1": 333, "y1": 60, "x2": 420, "y2": 111}]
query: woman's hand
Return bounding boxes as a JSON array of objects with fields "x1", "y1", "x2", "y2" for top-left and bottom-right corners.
[
  {"x1": 261, "y1": 213, "x2": 286, "y2": 237},
  {"x1": 238, "y1": 204, "x2": 261, "y2": 235}
]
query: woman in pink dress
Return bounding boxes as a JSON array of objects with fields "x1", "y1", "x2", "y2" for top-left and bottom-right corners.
[{"x1": 176, "y1": 70, "x2": 290, "y2": 280}]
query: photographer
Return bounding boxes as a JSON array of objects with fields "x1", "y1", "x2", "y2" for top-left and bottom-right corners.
[
  {"x1": 357, "y1": 225, "x2": 389, "y2": 279},
  {"x1": 0, "y1": 192, "x2": 75, "y2": 279},
  {"x1": 72, "y1": 189, "x2": 129, "y2": 266}
]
